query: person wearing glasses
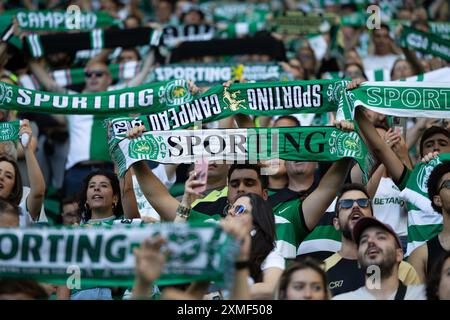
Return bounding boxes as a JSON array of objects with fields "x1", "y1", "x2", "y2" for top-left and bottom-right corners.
[
  {"x1": 29, "y1": 47, "x2": 157, "y2": 198},
  {"x1": 324, "y1": 183, "x2": 420, "y2": 297},
  {"x1": 408, "y1": 161, "x2": 450, "y2": 283},
  {"x1": 225, "y1": 193, "x2": 284, "y2": 299}
]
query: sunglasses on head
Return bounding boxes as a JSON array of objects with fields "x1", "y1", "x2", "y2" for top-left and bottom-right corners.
[
  {"x1": 339, "y1": 198, "x2": 370, "y2": 209},
  {"x1": 439, "y1": 180, "x2": 450, "y2": 192},
  {"x1": 84, "y1": 70, "x2": 106, "y2": 78}
]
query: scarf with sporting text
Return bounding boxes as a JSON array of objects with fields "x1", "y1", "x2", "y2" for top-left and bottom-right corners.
[
  {"x1": 0, "y1": 222, "x2": 240, "y2": 288},
  {"x1": 0, "y1": 79, "x2": 344, "y2": 118},
  {"x1": 400, "y1": 26, "x2": 450, "y2": 61},
  {"x1": 109, "y1": 125, "x2": 368, "y2": 177}
]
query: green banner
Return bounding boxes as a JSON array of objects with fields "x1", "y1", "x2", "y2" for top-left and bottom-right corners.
[
  {"x1": 400, "y1": 26, "x2": 450, "y2": 61},
  {"x1": 339, "y1": 81, "x2": 450, "y2": 120},
  {"x1": 110, "y1": 126, "x2": 368, "y2": 177},
  {"x1": 1, "y1": 9, "x2": 121, "y2": 31},
  {"x1": 149, "y1": 62, "x2": 292, "y2": 85},
  {"x1": 0, "y1": 79, "x2": 193, "y2": 115},
  {"x1": 0, "y1": 222, "x2": 239, "y2": 288},
  {"x1": 272, "y1": 12, "x2": 335, "y2": 35},
  {"x1": 109, "y1": 79, "x2": 345, "y2": 131},
  {"x1": 0, "y1": 120, "x2": 20, "y2": 141},
  {"x1": 0, "y1": 79, "x2": 344, "y2": 117}
]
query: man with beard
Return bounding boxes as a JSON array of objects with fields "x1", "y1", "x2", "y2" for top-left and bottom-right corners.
[
  {"x1": 408, "y1": 161, "x2": 450, "y2": 282},
  {"x1": 325, "y1": 184, "x2": 420, "y2": 297},
  {"x1": 333, "y1": 217, "x2": 426, "y2": 300}
]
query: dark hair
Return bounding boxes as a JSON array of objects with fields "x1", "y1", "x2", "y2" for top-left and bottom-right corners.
[
  {"x1": 419, "y1": 126, "x2": 450, "y2": 157},
  {"x1": 428, "y1": 161, "x2": 450, "y2": 214},
  {"x1": 274, "y1": 116, "x2": 301, "y2": 127},
  {"x1": 235, "y1": 193, "x2": 275, "y2": 282},
  {"x1": 119, "y1": 47, "x2": 141, "y2": 61},
  {"x1": 79, "y1": 170, "x2": 122, "y2": 222},
  {"x1": 0, "y1": 198, "x2": 19, "y2": 217},
  {"x1": 228, "y1": 163, "x2": 269, "y2": 190},
  {"x1": 334, "y1": 183, "x2": 372, "y2": 217},
  {"x1": 343, "y1": 62, "x2": 368, "y2": 81},
  {"x1": 374, "y1": 23, "x2": 390, "y2": 33},
  {"x1": 276, "y1": 256, "x2": 330, "y2": 300},
  {"x1": 0, "y1": 155, "x2": 23, "y2": 206},
  {"x1": 390, "y1": 58, "x2": 411, "y2": 79},
  {"x1": 0, "y1": 279, "x2": 49, "y2": 299},
  {"x1": 426, "y1": 251, "x2": 450, "y2": 300}
]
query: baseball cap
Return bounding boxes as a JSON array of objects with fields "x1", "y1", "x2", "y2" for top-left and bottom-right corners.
[{"x1": 352, "y1": 217, "x2": 402, "y2": 249}]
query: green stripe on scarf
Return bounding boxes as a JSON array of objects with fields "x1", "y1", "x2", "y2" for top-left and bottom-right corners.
[
  {"x1": 110, "y1": 126, "x2": 368, "y2": 177},
  {"x1": 0, "y1": 222, "x2": 240, "y2": 288}
]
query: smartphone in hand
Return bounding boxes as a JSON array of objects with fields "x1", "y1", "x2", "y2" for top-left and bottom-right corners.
[{"x1": 193, "y1": 158, "x2": 208, "y2": 193}]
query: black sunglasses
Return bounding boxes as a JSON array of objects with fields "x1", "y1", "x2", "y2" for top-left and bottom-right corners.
[
  {"x1": 339, "y1": 198, "x2": 370, "y2": 209},
  {"x1": 439, "y1": 180, "x2": 450, "y2": 192},
  {"x1": 84, "y1": 70, "x2": 106, "y2": 78}
]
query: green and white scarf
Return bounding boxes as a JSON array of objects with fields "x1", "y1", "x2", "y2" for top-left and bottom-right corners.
[
  {"x1": 149, "y1": 62, "x2": 292, "y2": 86},
  {"x1": 338, "y1": 81, "x2": 450, "y2": 121},
  {"x1": 400, "y1": 26, "x2": 450, "y2": 61},
  {"x1": 0, "y1": 222, "x2": 239, "y2": 288},
  {"x1": 108, "y1": 79, "x2": 346, "y2": 131},
  {"x1": 109, "y1": 126, "x2": 368, "y2": 177},
  {"x1": 272, "y1": 12, "x2": 335, "y2": 35},
  {"x1": 0, "y1": 79, "x2": 345, "y2": 116},
  {"x1": 399, "y1": 154, "x2": 450, "y2": 256},
  {"x1": 1, "y1": 9, "x2": 121, "y2": 31},
  {"x1": 402, "y1": 67, "x2": 450, "y2": 82},
  {"x1": 0, "y1": 120, "x2": 20, "y2": 142}
]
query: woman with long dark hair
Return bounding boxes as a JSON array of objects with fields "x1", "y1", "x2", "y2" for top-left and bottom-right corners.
[
  {"x1": 78, "y1": 170, "x2": 123, "y2": 224},
  {"x1": 426, "y1": 251, "x2": 450, "y2": 300}
]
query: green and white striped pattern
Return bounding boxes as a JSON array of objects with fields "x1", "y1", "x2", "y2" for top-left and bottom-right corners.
[
  {"x1": 26, "y1": 34, "x2": 44, "y2": 57},
  {"x1": 399, "y1": 154, "x2": 450, "y2": 256},
  {"x1": 90, "y1": 29, "x2": 104, "y2": 50}
]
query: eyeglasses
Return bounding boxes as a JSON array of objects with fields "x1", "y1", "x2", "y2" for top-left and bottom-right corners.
[
  {"x1": 84, "y1": 70, "x2": 106, "y2": 78},
  {"x1": 439, "y1": 180, "x2": 450, "y2": 192},
  {"x1": 229, "y1": 204, "x2": 248, "y2": 216},
  {"x1": 339, "y1": 198, "x2": 370, "y2": 209}
]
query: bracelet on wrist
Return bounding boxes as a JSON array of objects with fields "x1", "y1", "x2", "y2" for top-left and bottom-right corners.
[
  {"x1": 235, "y1": 260, "x2": 251, "y2": 270},
  {"x1": 176, "y1": 203, "x2": 191, "y2": 219}
]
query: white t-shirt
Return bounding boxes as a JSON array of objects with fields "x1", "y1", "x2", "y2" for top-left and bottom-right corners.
[
  {"x1": 362, "y1": 54, "x2": 401, "y2": 74},
  {"x1": 333, "y1": 284, "x2": 426, "y2": 300},
  {"x1": 19, "y1": 186, "x2": 47, "y2": 227},
  {"x1": 373, "y1": 177, "x2": 408, "y2": 237},
  {"x1": 132, "y1": 164, "x2": 176, "y2": 220}
]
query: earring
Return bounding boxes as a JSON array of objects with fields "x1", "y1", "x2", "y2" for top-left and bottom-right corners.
[{"x1": 84, "y1": 202, "x2": 90, "y2": 211}]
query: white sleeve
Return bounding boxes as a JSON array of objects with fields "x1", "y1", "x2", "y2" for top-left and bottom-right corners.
[
  {"x1": 152, "y1": 164, "x2": 176, "y2": 188},
  {"x1": 260, "y1": 248, "x2": 285, "y2": 271}
]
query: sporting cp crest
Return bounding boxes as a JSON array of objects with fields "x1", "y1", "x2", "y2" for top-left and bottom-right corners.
[
  {"x1": 158, "y1": 79, "x2": 193, "y2": 107},
  {"x1": 129, "y1": 135, "x2": 167, "y2": 160},
  {"x1": 0, "y1": 82, "x2": 13, "y2": 106}
]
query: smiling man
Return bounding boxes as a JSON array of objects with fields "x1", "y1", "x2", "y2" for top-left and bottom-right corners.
[
  {"x1": 324, "y1": 184, "x2": 420, "y2": 297},
  {"x1": 333, "y1": 217, "x2": 426, "y2": 300}
]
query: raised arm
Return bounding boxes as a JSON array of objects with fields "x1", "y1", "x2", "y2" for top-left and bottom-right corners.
[
  {"x1": 127, "y1": 125, "x2": 179, "y2": 221},
  {"x1": 21, "y1": 120, "x2": 46, "y2": 221},
  {"x1": 126, "y1": 49, "x2": 155, "y2": 87},
  {"x1": 354, "y1": 107, "x2": 405, "y2": 182},
  {"x1": 302, "y1": 157, "x2": 353, "y2": 230},
  {"x1": 29, "y1": 58, "x2": 66, "y2": 94},
  {"x1": 119, "y1": 168, "x2": 140, "y2": 219}
]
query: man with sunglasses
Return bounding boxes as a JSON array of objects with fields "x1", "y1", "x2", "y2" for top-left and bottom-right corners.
[
  {"x1": 324, "y1": 183, "x2": 420, "y2": 296},
  {"x1": 408, "y1": 161, "x2": 450, "y2": 283}
]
